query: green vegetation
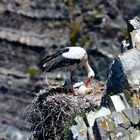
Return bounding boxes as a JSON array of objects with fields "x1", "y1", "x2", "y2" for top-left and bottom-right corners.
[
  {"x1": 108, "y1": 92, "x2": 116, "y2": 96},
  {"x1": 80, "y1": 36, "x2": 88, "y2": 47},
  {"x1": 63, "y1": 111, "x2": 87, "y2": 140},
  {"x1": 70, "y1": 21, "x2": 82, "y2": 45},
  {"x1": 55, "y1": 136, "x2": 61, "y2": 140},
  {"x1": 28, "y1": 66, "x2": 39, "y2": 79},
  {"x1": 63, "y1": 114, "x2": 76, "y2": 140},
  {"x1": 122, "y1": 27, "x2": 128, "y2": 36},
  {"x1": 63, "y1": 0, "x2": 75, "y2": 6},
  {"x1": 89, "y1": 40, "x2": 95, "y2": 48},
  {"x1": 88, "y1": 9, "x2": 103, "y2": 23},
  {"x1": 88, "y1": 14, "x2": 97, "y2": 23}
]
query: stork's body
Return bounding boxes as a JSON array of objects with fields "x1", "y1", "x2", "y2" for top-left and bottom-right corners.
[{"x1": 38, "y1": 47, "x2": 94, "y2": 95}]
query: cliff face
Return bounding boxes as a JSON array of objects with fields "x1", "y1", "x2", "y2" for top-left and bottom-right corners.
[
  {"x1": 0, "y1": 0, "x2": 140, "y2": 138},
  {"x1": 1, "y1": 0, "x2": 140, "y2": 80}
]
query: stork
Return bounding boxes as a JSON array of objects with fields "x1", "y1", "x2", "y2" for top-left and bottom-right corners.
[{"x1": 38, "y1": 47, "x2": 95, "y2": 95}]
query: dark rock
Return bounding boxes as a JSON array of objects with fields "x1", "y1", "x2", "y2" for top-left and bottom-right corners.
[
  {"x1": 106, "y1": 48, "x2": 140, "y2": 94},
  {"x1": 106, "y1": 57, "x2": 127, "y2": 94},
  {"x1": 102, "y1": 48, "x2": 140, "y2": 108},
  {"x1": 116, "y1": 0, "x2": 140, "y2": 20},
  {"x1": 107, "y1": 6, "x2": 119, "y2": 19},
  {"x1": 97, "y1": 1, "x2": 119, "y2": 19},
  {"x1": 0, "y1": 85, "x2": 9, "y2": 93},
  {"x1": 4, "y1": 0, "x2": 69, "y2": 20},
  {"x1": 0, "y1": 123, "x2": 30, "y2": 140}
]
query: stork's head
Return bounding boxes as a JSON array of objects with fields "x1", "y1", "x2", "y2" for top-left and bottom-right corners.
[{"x1": 88, "y1": 70, "x2": 95, "y2": 79}]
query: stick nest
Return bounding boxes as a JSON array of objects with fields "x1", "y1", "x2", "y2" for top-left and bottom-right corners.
[{"x1": 24, "y1": 83, "x2": 102, "y2": 139}]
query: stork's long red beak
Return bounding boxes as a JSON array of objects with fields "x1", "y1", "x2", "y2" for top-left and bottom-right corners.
[{"x1": 84, "y1": 77, "x2": 91, "y2": 87}]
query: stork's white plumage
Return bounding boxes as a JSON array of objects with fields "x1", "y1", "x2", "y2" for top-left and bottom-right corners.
[
  {"x1": 73, "y1": 81, "x2": 92, "y2": 96},
  {"x1": 38, "y1": 47, "x2": 95, "y2": 95}
]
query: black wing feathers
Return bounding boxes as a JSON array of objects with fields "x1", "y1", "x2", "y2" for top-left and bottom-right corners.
[
  {"x1": 38, "y1": 48, "x2": 69, "y2": 70},
  {"x1": 46, "y1": 56, "x2": 81, "y2": 72},
  {"x1": 38, "y1": 48, "x2": 81, "y2": 72}
]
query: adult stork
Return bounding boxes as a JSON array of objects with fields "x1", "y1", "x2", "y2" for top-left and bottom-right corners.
[{"x1": 38, "y1": 47, "x2": 95, "y2": 95}]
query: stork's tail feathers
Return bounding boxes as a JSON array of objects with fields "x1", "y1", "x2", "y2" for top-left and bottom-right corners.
[
  {"x1": 38, "y1": 48, "x2": 69, "y2": 72},
  {"x1": 38, "y1": 55, "x2": 62, "y2": 72},
  {"x1": 38, "y1": 56, "x2": 51, "y2": 71}
]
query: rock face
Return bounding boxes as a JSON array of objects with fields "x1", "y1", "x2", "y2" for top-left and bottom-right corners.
[
  {"x1": 69, "y1": 107, "x2": 140, "y2": 140},
  {"x1": 0, "y1": 0, "x2": 140, "y2": 81},
  {"x1": 93, "y1": 109, "x2": 140, "y2": 140},
  {"x1": 69, "y1": 17, "x2": 140, "y2": 140},
  {"x1": 0, "y1": 123, "x2": 30, "y2": 140},
  {"x1": 106, "y1": 48, "x2": 140, "y2": 94},
  {"x1": 70, "y1": 116, "x2": 88, "y2": 140}
]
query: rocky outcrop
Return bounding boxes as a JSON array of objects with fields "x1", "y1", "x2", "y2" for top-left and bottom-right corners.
[
  {"x1": 0, "y1": 27, "x2": 69, "y2": 47},
  {"x1": 69, "y1": 17, "x2": 140, "y2": 140},
  {"x1": 0, "y1": 123, "x2": 30, "y2": 140},
  {"x1": 0, "y1": 0, "x2": 69, "y2": 20},
  {"x1": 106, "y1": 48, "x2": 140, "y2": 94},
  {"x1": 94, "y1": 108, "x2": 140, "y2": 140},
  {"x1": 0, "y1": 67, "x2": 34, "y2": 130},
  {"x1": 69, "y1": 105, "x2": 140, "y2": 140}
]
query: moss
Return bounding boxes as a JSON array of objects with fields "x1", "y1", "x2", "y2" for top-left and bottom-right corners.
[
  {"x1": 87, "y1": 0, "x2": 93, "y2": 3},
  {"x1": 55, "y1": 136, "x2": 61, "y2": 140},
  {"x1": 108, "y1": 92, "x2": 116, "y2": 96},
  {"x1": 63, "y1": 0, "x2": 75, "y2": 6},
  {"x1": 28, "y1": 67, "x2": 39, "y2": 79},
  {"x1": 29, "y1": 135, "x2": 38, "y2": 140},
  {"x1": 89, "y1": 40, "x2": 95, "y2": 48},
  {"x1": 88, "y1": 14, "x2": 96, "y2": 23},
  {"x1": 63, "y1": 114, "x2": 75, "y2": 140},
  {"x1": 122, "y1": 27, "x2": 128, "y2": 36},
  {"x1": 80, "y1": 36, "x2": 88, "y2": 47},
  {"x1": 62, "y1": 20, "x2": 69, "y2": 26},
  {"x1": 63, "y1": 112, "x2": 87, "y2": 140},
  {"x1": 70, "y1": 21, "x2": 82, "y2": 45},
  {"x1": 95, "y1": 106, "x2": 101, "y2": 111},
  {"x1": 88, "y1": 10, "x2": 103, "y2": 23}
]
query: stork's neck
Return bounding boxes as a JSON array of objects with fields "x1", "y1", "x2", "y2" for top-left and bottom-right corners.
[{"x1": 84, "y1": 61, "x2": 95, "y2": 77}]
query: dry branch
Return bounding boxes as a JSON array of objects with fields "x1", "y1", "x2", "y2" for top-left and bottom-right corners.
[{"x1": 24, "y1": 86, "x2": 99, "y2": 139}]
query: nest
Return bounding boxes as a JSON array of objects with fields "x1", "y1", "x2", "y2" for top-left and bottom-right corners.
[{"x1": 24, "y1": 84, "x2": 100, "y2": 139}]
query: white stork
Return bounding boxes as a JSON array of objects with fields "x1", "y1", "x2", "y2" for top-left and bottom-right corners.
[{"x1": 38, "y1": 47, "x2": 95, "y2": 95}]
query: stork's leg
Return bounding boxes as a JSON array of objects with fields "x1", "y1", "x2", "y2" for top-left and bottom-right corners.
[{"x1": 70, "y1": 71, "x2": 75, "y2": 95}]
